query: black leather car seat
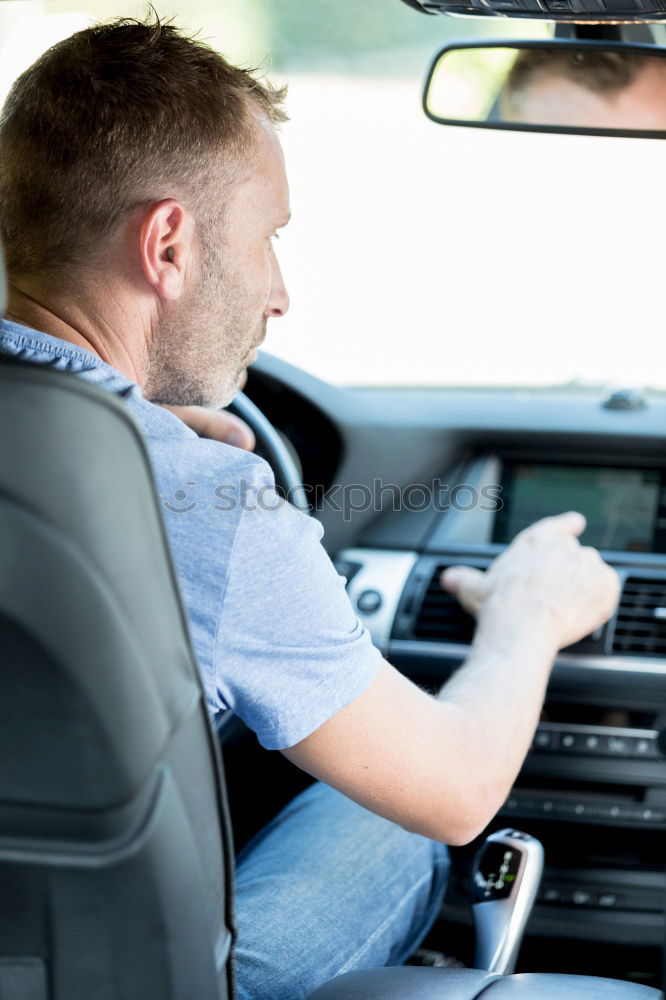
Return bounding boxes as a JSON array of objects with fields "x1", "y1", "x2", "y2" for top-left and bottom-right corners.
[
  {"x1": 0, "y1": 240, "x2": 661, "y2": 1000},
  {"x1": 0, "y1": 261, "x2": 235, "y2": 997}
]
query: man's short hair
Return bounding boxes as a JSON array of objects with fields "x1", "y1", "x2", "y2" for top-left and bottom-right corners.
[
  {"x1": 504, "y1": 48, "x2": 650, "y2": 108},
  {"x1": 0, "y1": 15, "x2": 287, "y2": 280}
]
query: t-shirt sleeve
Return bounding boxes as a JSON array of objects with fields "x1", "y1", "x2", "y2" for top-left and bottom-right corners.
[{"x1": 212, "y1": 469, "x2": 382, "y2": 750}]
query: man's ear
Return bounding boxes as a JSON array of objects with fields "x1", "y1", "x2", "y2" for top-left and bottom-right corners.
[{"x1": 139, "y1": 198, "x2": 194, "y2": 301}]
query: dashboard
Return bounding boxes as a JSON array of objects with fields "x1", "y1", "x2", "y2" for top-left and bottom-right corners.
[{"x1": 247, "y1": 353, "x2": 666, "y2": 971}]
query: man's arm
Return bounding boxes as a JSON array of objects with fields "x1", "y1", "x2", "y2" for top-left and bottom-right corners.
[{"x1": 283, "y1": 512, "x2": 620, "y2": 846}]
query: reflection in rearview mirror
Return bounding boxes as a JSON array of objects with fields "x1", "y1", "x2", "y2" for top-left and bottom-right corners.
[{"x1": 424, "y1": 42, "x2": 666, "y2": 138}]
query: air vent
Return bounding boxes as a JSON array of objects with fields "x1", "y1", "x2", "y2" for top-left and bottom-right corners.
[
  {"x1": 612, "y1": 577, "x2": 666, "y2": 657},
  {"x1": 413, "y1": 566, "x2": 475, "y2": 643}
]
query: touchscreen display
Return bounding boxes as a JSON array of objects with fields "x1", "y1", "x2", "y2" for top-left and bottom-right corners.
[{"x1": 493, "y1": 463, "x2": 665, "y2": 552}]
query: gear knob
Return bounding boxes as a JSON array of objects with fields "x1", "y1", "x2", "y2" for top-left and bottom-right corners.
[{"x1": 471, "y1": 828, "x2": 544, "y2": 976}]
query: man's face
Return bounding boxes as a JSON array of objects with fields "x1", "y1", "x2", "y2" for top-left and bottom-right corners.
[{"x1": 145, "y1": 118, "x2": 291, "y2": 408}]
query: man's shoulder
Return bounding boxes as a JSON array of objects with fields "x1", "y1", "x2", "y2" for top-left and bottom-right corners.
[
  {"x1": 125, "y1": 394, "x2": 275, "y2": 511},
  {"x1": 128, "y1": 393, "x2": 254, "y2": 456}
]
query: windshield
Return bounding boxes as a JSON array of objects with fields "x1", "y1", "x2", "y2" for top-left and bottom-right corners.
[{"x1": 1, "y1": 1, "x2": 664, "y2": 390}]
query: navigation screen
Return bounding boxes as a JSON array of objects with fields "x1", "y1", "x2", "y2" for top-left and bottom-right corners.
[{"x1": 493, "y1": 463, "x2": 665, "y2": 553}]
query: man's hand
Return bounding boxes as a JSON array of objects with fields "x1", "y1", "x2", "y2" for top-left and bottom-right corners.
[
  {"x1": 441, "y1": 512, "x2": 620, "y2": 651},
  {"x1": 163, "y1": 404, "x2": 256, "y2": 451}
]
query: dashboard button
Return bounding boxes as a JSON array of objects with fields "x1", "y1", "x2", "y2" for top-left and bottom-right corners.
[
  {"x1": 605, "y1": 736, "x2": 632, "y2": 756},
  {"x1": 560, "y1": 732, "x2": 593, "y2": 754},
  {"x1": 356, "y1": 589, "x2": 383, "y2": 614},
  {"x1": 633, "y1": 738, "x2": 659, "y2": 759},
  {"x1": 533, "y1": 729, "x2": 557, "y2": 751},
  {"x1": 597, "y1": 893, "x2": 618, "y2": 908},
  {"x1": 572, "y1": 891, "x2": 592, "y2": 906},
  {"x1": 632, "y1": 807, "x2": 666, "y2": 823}
]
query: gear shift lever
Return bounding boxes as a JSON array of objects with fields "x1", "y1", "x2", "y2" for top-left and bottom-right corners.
[{"x1": 470, "y1": 828, "x2": 544, "y2": 976}]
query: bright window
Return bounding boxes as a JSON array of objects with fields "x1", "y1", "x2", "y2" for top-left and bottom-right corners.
[{"x1": 1, "y1": 1, "x2": 664, "y2": 388}]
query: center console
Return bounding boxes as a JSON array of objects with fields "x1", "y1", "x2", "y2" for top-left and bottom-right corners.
[{"x1": 334, "y1": 450, "x2": 666, "y2": 955}]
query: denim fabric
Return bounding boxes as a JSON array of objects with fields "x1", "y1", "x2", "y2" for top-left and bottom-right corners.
[{"x1": 235, "y1": 782, "x2": 450, "y2": 1000}]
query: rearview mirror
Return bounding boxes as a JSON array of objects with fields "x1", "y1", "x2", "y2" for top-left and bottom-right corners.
[{"x1": 423, "y1": 40, "x2": 666, "y2": 138}]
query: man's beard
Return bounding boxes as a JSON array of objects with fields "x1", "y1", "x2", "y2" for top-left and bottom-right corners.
[{"x1": 144, "y1": 250, "x2": 262, "y2": 409}]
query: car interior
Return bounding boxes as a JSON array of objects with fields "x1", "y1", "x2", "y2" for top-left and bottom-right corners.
[{"x1": 2, "y1": 0, "x2": 666, "y2": 997}]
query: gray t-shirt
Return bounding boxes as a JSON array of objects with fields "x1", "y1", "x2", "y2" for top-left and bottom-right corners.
[{"x1": 0, "y1": 320, "x2": 381, "y2": 749}]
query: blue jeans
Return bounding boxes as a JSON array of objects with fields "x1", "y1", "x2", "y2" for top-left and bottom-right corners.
[{"x1": 234, "y1": 781, "x2": 450, "y2": 1000}]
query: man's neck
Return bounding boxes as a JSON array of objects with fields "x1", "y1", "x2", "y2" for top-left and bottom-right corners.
[{"x1": 5, "y1": 281, "x2": 148, "y2": 385}]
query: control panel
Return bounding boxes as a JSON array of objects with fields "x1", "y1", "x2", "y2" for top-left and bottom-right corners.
[{"x1": 531, "y1": 723, "x2": 661, "y2": 762}]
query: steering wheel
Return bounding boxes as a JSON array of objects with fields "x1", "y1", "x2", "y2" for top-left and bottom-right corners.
[
  {"x1": 217, "y1": 391, "x2": 310, "y2": 747},
  {"x1": 227, "y1": 391, "x2": 310, "y2": 515}
]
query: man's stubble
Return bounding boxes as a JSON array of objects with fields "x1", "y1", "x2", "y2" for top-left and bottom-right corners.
[{"x1": 144, "y1": 236, "x2": 262, "y2": 409}]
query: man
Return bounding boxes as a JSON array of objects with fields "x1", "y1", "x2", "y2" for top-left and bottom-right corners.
[
  {"x1": 0, "y1": 18, "x2": 619, "y2": 1000},
  {"x1": 502, "y1": 47, "x2": 666, "y2": 129}
]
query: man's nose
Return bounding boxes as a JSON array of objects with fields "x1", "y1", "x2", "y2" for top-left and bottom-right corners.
[{"x1": 265, "y1": 249, "x2": 289, "y2": 318}]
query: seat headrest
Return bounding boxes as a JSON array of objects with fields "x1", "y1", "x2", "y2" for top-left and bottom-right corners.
[{"x1": 0, "y1": 236, "x2": 6, "y2": 315}]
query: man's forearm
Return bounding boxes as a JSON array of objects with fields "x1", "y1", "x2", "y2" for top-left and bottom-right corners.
[
  {"x1": 434, "y1": 600, "x2": 559, "y2": 834},
  {"x1": 285, "y1": 608, "x2": 561, "y2": 847},
  {"x1": 286, "y1": 514, "x2": 618, "y2": 847}
]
